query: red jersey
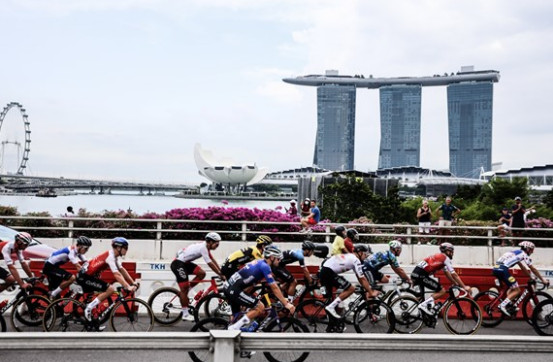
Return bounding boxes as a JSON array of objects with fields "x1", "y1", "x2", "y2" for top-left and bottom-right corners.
[
  {"x1": 417, "y1": 252, "x2": 455, "y2": 274},
  {"x1": 84, "y1": 250, "x2": 122, "y2": 276}
]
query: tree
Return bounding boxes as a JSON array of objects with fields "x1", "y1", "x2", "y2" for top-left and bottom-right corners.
[
  {"x1": 479, "y1": 177, "x2": 529, "y2": 207},
  {"x1": 543, "y1": 189, "x2": 553, "y2": 210}
]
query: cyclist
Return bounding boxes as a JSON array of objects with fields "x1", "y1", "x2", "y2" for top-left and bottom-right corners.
[
  {"x1": 42, "y1": 235, "x2": 92, "y2": 299},
  {"x1": 412, "y1": 242, "x2": 471, "y2": 315},
  {"x1": 272, "y1": 240, "x2": 316, "y2": 303},
  {"x1": 0, "y1": 232, "x2": 35, "y2": 293},
  {"x1": 171, "y1": 232, "x2": 225, "y2": 320},
  {"x1": 362, "y1": 240, "x2": 412, "y2": 286},
  {"x1": 220, "y1": 235, "x2": 273, "y2": 279},
  {"x1": 493, "y1": 241, "x2": 550, "y2": 316},
  {"x1": 320, "y1": 244, "x2": 379, "y2": 319},
  {"x1": 342, "y1": 228, "x2": 358, "y2": 254},
  {"x1": 77, "y1": 237, "x2": 139, "y2": 321},
  {"x1": 331, "y1": 225, "x2": 351, "y2": 256},
  {"x1": 225, "y1": 245, "x2": 295, "y2": 331}
]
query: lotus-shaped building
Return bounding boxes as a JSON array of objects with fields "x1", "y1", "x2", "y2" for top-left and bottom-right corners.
[{"x1": 194, "y1": 143, "x2": 269, "y2": 185}]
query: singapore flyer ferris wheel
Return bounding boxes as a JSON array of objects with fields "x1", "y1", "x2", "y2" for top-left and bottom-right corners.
[{"x1": 0, "y1": 102, "x2": 31, "y2": 175}]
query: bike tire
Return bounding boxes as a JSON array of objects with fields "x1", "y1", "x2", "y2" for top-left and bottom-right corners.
[
  {"x1": 263, "y1": 317, "x2": 310, "y2": 362},
  {"x1": 353, "y1": 299, "x2": 395, "y2": 334},
  {"x1": 188, "y1": 317, "x2": 229, "y2": 362},
  {"x1": 147, "y1": 287, "x2": 182, "y2": 325},
  {"x1": 473, "y1": 290, "x2": 504, "y2": 328},
  {"x1": 389, "y1": 295, "x2": 424, "y2": 334},
  {"x1": 10, "y1": 294, "x2": 50, "y2": 332},
  {"x1": 294, "y1": 298, "x2": 329, "y2": 333},
  {"x1": 531, "y1": 299, "x2": 553, "y2": 336},
  {"x1": 193, "y1": 293, "x2": 231, "y2": 323},
  {"x1": 42, "y1": 298, "x2": 87, "y2": 332},
  {"x1": 442, "y1": 297, "x2": 482, "y2": 335},
  {"x1": 109, "y1": 298, "x2": 154, "y2": 332},
  {"x1": 0, "y1": 314, "x2": 6, "y2": 332},
  {"x1": 522, "y1": 291, "x2": 552, "y2": 326}
]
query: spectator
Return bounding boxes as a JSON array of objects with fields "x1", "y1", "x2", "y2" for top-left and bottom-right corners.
[
  {"x1": 416, "y1": 200, "x2": 432, "y2": 244},
  {"x1": 65, "y1": 206, "x2": 75, "y2": 217},
  {"x1": 510, "y1": 196, "x2": 526, "y2": 239},
  {"x1": 300, "y1": 199, "x2": 320, "y2": 232},
  {"x1": 436, "y1": 196, "x2": 461, "y2": 244},
  {"x1": 300, "y1": 198, "x2": 311, "y2": 217},
  {"x1": 498, "y1": 207, "x2": 512, "y2": 245},
  {"x1": 286, "y1": 200, "x2": 298, "y2": 216}
]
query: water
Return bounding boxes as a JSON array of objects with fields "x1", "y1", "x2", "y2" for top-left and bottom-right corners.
[{"x1": 0, "y1": 194, "x2": 286, "y2": 216}]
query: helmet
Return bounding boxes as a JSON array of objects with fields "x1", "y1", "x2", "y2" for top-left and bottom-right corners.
[
  {"x1": 256, "y1": 235, "x2": 273, "y2": 246},
  {"x1": 263, "y1": 245, "x2": 283, "y2": 259},
  {"x1": 334, "y1": 225, "x2": 346, "y2": 236},
  {"x1": 112, "y1": 237, "x2": 129, "y2": 248},
  {"x1": 389, "y1": 240, "x2": 402, "y2": 250},
  {"x1": 519, "y1": 241, "x2": 535, "y2": 251},
  {"x1": 76, "y1": 236, "x2": 92, "y2": 247},
  {"x1": 346, "y1": 228, "x2": 359, "y2": 241},
  {"x1": 353, "y1": 244, "x2": 369, "y2": 253},
  {"x1": 205, "y1": 232, "x2": 221, "y2": 243},
  {"x1": 290, "y1": 199, "x2": 296, "y2": 204},
  {"x1": 301, "y1": 240, "x2": 315, "y2": 251},
  {"x1": 439, "y1": 242, "x2": 454, "y2": 253},
  {"x1": 15, "y1": 232, "x2": 32, "y2": 245}
]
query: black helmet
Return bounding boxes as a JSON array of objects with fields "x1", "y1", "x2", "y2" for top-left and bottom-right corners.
[
  {"x1": 346, "y1": 228, "x2": 359, "y2": 241},
  {"x1": 301, "y1": 240, "x2": 316, "y2": 251},
  {"x1": 334, "y1": 225, "x2": 346, "y2": 236},
  {"x1": 76, "y1": 236, "x2": 92, "y2": 247},
  {"x1": 353, "y1": 244, "x2": 369, "y2": 253}
]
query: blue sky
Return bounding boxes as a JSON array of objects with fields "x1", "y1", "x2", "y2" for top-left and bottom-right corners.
[{"x1": 1, "y1": 1, "x2": 552, "y2": 184}]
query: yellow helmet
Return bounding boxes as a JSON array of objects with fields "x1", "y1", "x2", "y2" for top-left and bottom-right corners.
[{"x1": 256, "y1": 235, "x2": 273, "y2": 246}]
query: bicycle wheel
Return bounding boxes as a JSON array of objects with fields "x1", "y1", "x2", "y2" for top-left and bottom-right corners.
[
  {"x1": 188, "y1": 317, "x2": 229, "y2": 362},
  {"x1": 109, "y1": 298, "x2": 154, "y2": 332},
  {"x1": 473, "y1": 290, "x2": 504, "y2": 328},
  {"x1": 10, "y1": 294, "x2": 50, "y2": 332},
  {"x1": 294, "y1": 299, "x2": 329, "y2": 333},
  {"x1": 263, "y1": 317, "x2": 309, "y2": 362},
  {"x1": 522, "y1": 291, "x2": 552, "y2": 325},
  {"x1": 147, "y1": 287, "x2": 182, "y2": 325},
  {"x1": 531, "y1": 299, "x2": 553, "y2": 336},
  {"x1": 353, "y1": 299, "x2": 395, "y2": 334},
  {"x1": 389, "y1": 295, "x2": 424, "y2": 334},
  {"x1": 193, "y1": 293, "x2": 231, "y2": 323},
  {"x1": 442, "y1": 297, "x2": 482, "y2": 335},
  {"x1": 42, "y1": 298, "x2": 87, "y2": 332},
  {"x1": 0, "y1": 315, "x2": 5, "y2": 332}
]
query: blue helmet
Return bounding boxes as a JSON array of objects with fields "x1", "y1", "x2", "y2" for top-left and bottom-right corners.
[{"x1": 112, "y1": 237, "x2": 129, "y2": 248}]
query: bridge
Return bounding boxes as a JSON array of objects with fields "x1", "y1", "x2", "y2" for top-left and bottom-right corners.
[{"x1": 0, "y1": 173, "x2": 194, "y2": 194}]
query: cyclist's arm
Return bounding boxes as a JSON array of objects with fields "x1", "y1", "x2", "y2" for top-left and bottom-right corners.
[
  {"x1": 526, "y1": 263, "x2": 550, "y2": 285},
  {"x1": 268, "y1": 282, "x2": 295, "y2": 314},
  {"x1": 444, "y1": 270, "x2": 470, "y2": 291},
  {"x1": 113, "y1": 269, "x2": 135, "y2": 291},
  {"x1": 20, "y1": 260, "x2": 34, "y2": 278},
  {"x1": 301, "y1": 266, "x2": 312, "y2": 285},
  {"x1": 391, "y1": 265, "x2": 412, "y2": 284},
  {"x1": 8, "y1": 263, "x2": 30, "y2": 288},
  {"x1": 207, "y1": 261, "x2": 225, "y2": 280}
]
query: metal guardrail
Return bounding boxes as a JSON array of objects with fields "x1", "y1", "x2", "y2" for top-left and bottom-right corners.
[{"x1": 1, "y1": 332, "x2": 553, "y2": 361}]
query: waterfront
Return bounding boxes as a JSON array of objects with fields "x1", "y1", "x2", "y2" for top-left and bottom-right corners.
[{"x1": 0, "y1": 194, "x2": 286, "y2": 215}]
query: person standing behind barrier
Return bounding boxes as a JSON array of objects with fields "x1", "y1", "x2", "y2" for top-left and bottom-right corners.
[
  {"x1": 436, "y1": 197, "x2": 460, "y2": 244},
  {"x1": 300, "y1": 199, "x2": 320, "y2": 232},
  {"x1": 510, "y1": 196, "x2": 526, "y2": 239},
  {"x1": 498, "y1": 207, "x2": 512, "y2": 246},
  {"x1": 286, "y1": 200, "x2": 298, "y2": 216},
  {"x1": 416, "y1": 200, "x2": 432, "y2": 244}
]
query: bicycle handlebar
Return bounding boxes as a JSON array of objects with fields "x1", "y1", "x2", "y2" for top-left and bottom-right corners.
[{"x1": 450, "y1": 285, "x2": 469, "y2": 298}]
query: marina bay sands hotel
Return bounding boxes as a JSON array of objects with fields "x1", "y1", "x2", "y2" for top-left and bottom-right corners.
[{"x1": 283, "y1": 66, "x2": 500, "y2": 179}]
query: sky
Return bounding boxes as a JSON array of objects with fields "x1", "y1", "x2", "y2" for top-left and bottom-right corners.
[{"x1": 0, "y1": 0, "x2": 552, "y2": 185}]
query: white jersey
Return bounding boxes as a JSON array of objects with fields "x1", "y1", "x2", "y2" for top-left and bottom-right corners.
[
  {"x1": 47, "y1": 246, "x2": 87, "y2": 266},
  {"x1": 322, "y1": 253, "x2": 364, "y2": 278},
  {"x1": 496, "y1": 249, "x2": 532, "y2": 268},
  {"x1": 1, "y1": 241, "x2": 25, "y2": 266},
  {"x1": 175, "y1": 242, "x2": 212, "y2": 264}
]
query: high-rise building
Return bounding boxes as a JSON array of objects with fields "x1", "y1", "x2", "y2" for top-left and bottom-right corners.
[
  {"x1": 447, "y1": 81, "x2": 494, "y2": 178},
  {"x1": 314, "y1": 84, "x2": 356, "y2": 171},
  {"x1": 378, "y1": 85, "x2": 422, "y2": 169}
]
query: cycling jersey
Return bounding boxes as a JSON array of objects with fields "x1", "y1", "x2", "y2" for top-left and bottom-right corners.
[
  {"x1": 47, "y1": 246, "x2": 87, "y2": 266},
  {"x1": 225, "y1": 246, "x2": 262, "y2": 265},
  {"x1": 496, "y1": 249, "x2": 531, "y2": 268},
  {"x1": 416, "y1": 252, "x2": 455, "y2": 274},
  {"x1": 364, "y1": 250, "x2": 399, "y2": 271},
  {"x1": 175, "y1": 242, "x2": 213, "y2": 264},
  {"x1": 229, "y1": 259, "x2": 275, "y2": 287},
  {"x1": 321, "y1": 253, "x2": 364, "y2": 278},
  {"x1": 83, "y1": 250, "x2": 122, "y2": 277},
  {"x1": 281, "y1": 249, "x2": 305, "y2": 267},
  {"x1": 0, "y1": 241, "x2": 25, "y2": 266}
]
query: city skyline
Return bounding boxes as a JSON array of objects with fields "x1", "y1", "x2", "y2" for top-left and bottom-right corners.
[{"x1": 0, "y1": 2, "x2": 551, "y2": 183}]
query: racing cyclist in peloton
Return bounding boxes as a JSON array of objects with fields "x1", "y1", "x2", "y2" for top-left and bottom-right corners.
[
  {"x1": 362, "y1": 240, "x2": 412, "y2": 286},
  {"x1": 321, "y1": 244, "x2": 379, "y2": 319},
  {"x1": 42, "y1": 235, "x2": 92, "y2": 299},
  {"x1": 411, "y1": 242, "x2": 471, "y2": 315},
  {"x1": 272, "y1": 240, "x2": 315, "y2": 303},
  {"x1": 171, "y1": 232, "x2": 225, "y2": 320},
  {"x1": 220, "y1": 235, "x2": 273, "y2": 280},
  {"x1": 0, "y1": 232, "x2": 35, "y2": 293},
  {"x1": 493, "y1": 241, "x2": 550, "y2": 316}
]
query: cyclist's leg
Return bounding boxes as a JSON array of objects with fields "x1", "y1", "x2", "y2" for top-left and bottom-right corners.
[
  {"x1": 226, "y1": 285, "x2": 260, "y2": 330},
  {"x1": 273, "y1": 266, "x2": 296, "y2": 302},
  {"x1": 189, "y1": 264, "x2": 206, "y2": 289},
  {"x1": 0, "y1": 267, "x2": 15, "y2": 293},
  {"x1": 77, "y1": 273, "x2": 112, "y2": 319},
  {"x1": 171, "y1": 259, "x2": 193, "y2": 318},
  {"x1": 496, "y1": 267, "x2": 520, "y2": 313},
  {"x1": 43, "y1": 263, "x2": 73, "y2": 298}
]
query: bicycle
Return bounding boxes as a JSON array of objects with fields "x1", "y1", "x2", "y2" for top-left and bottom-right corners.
[
  {"x1": 42, "y1": 286, "x2": 154, "y2": 332},
  {"x1": 147, "y1": 276, "x2": 224, "y2": 325},
  {"x1": 474, "y1": 278, "x2": 551, "y2": 327},
  {"x1": 188, "y1": 292, "x2": 310, "y2": 362},
  {"x1": 531, "y1": 298, "x2": 553, "y2": 336},
  {"x1": 294, "y1": 284, "x2": 395, "y2": 333},
  {"x1": 0, "y1": 277, "x2": 50, "y2": 332}
]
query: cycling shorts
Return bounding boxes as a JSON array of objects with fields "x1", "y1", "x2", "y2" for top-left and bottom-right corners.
[
  {"x1": 411, "y1": 266, "x2": 441, "y2": 292},
  {"x1": 221, "y1": 263, "x2": 240, "y2": 280},
  {"x1": 492, "y1": 265, "x2": 518, "y2": 288},
  {"x1": 170, "y1": 260, "x2": 199, "y2": 283},
  {"x1": 76, "y1": 273, "x2": 109, "y2": 294},
  {"x1": 0, "y1": 266, "x2": 11, "y2": 280},
  {"x1": 362, "y1": 265, "x2": 384, "y2": 285},
  {"x1": 272, "y1": 266, "x2": 294, "y2": 283},
  {"x1": 223, "y1": 277, "x2": 258, "y2": 315},
  {"x1": 42, "y1": 262, "x2": 73, "y2": 290},
  {"x1": 319, "y1": 266, "x2": 351, "y2": 297}
]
